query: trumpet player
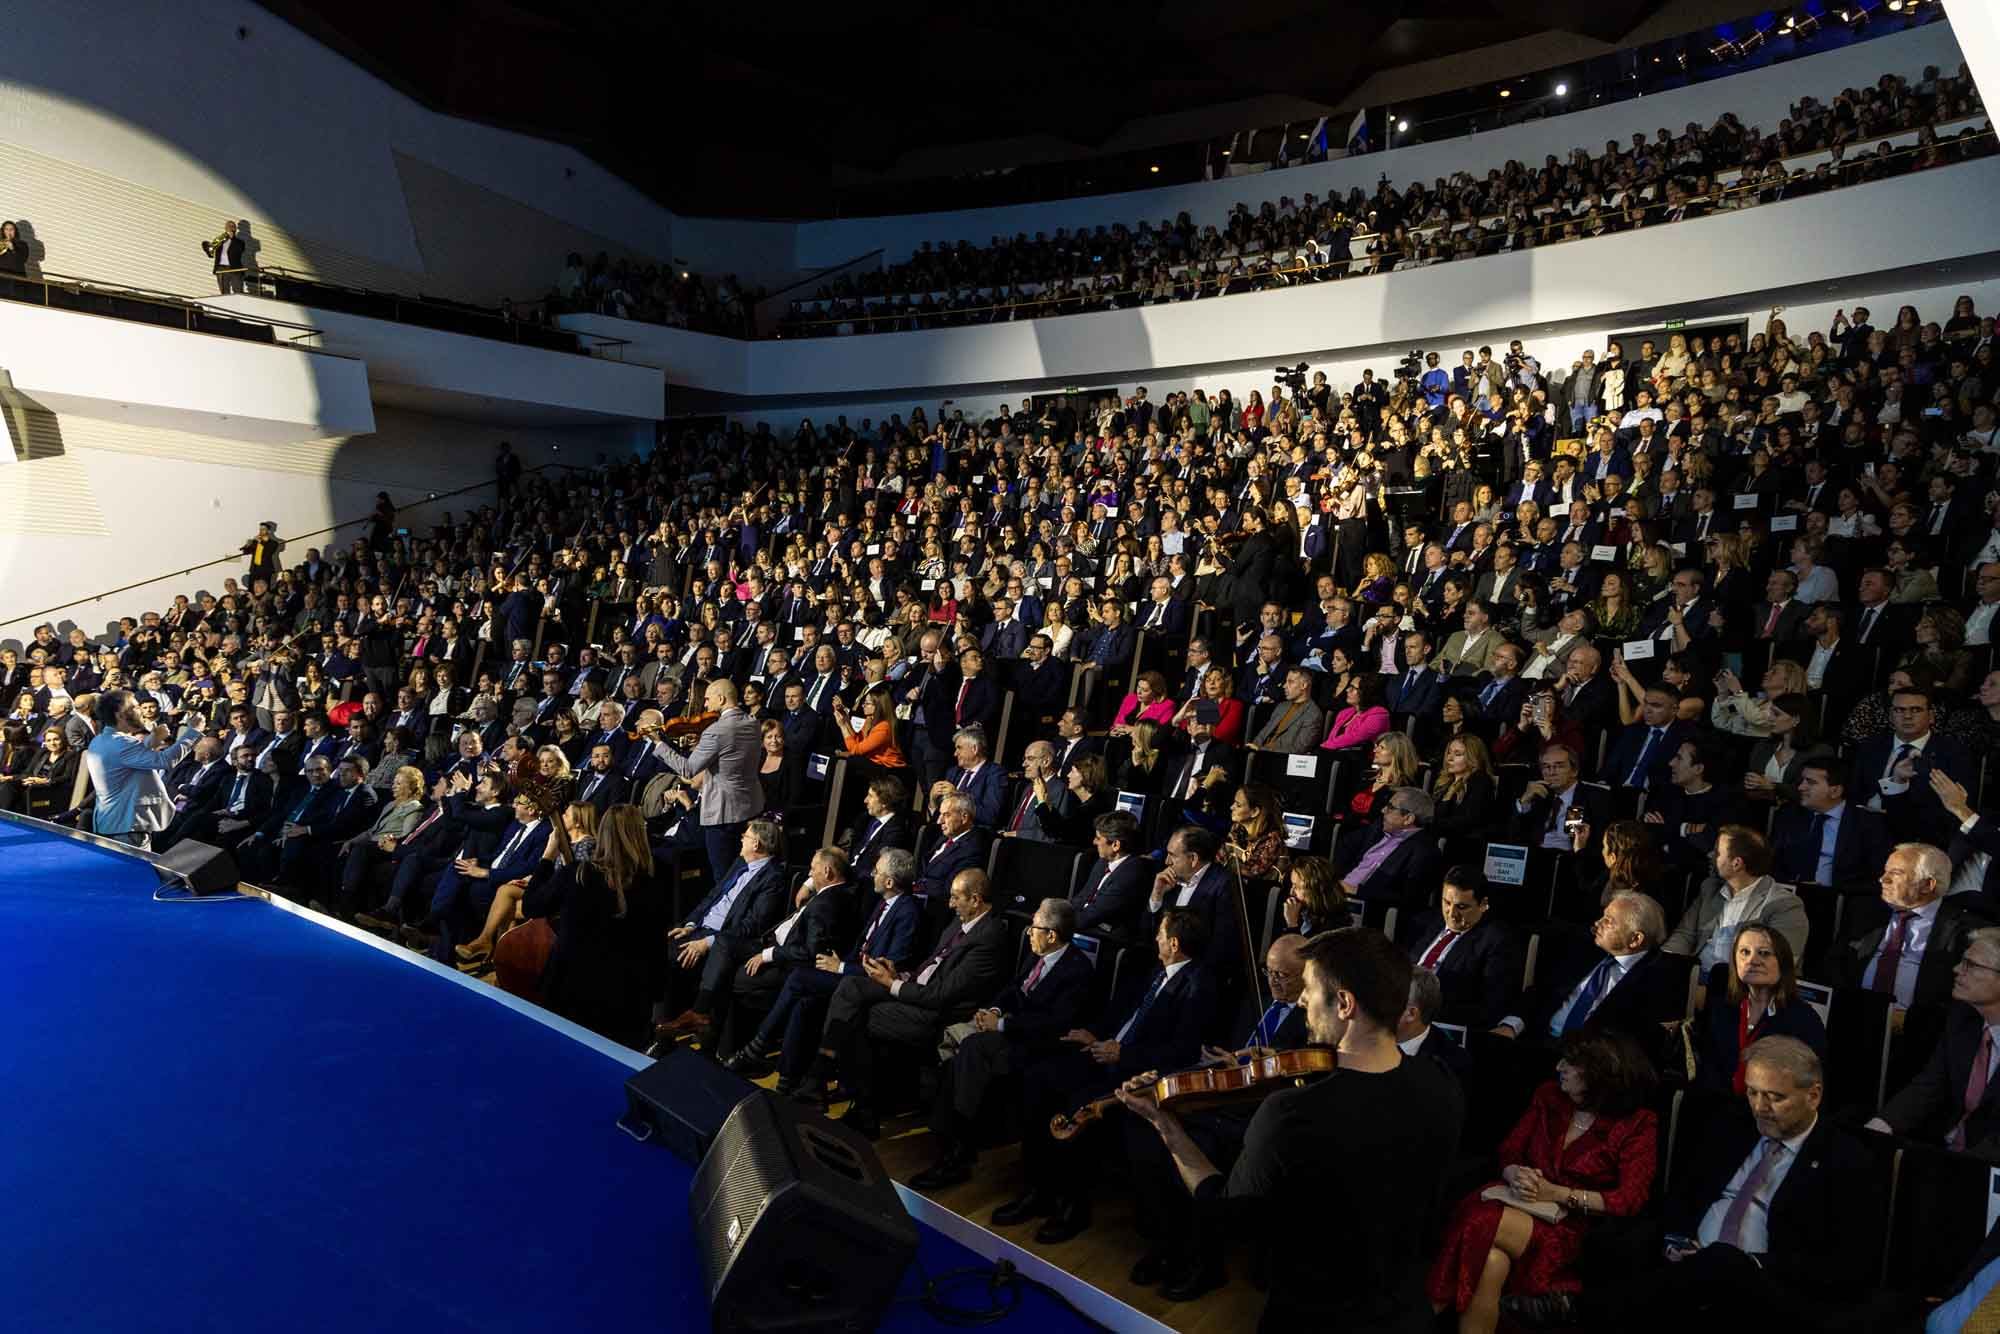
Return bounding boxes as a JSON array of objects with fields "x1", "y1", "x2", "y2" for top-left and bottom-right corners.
[{"x1": 202, "y1": 219, "x2": 246, "y2": 294}]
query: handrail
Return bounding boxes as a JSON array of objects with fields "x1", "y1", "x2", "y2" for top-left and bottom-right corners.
[
  {"x1": 753, "y1": 248, "x2": 885, "y2": 336},
  {"x1": 775, "y1": 122, "x2": 1993, "y2": 334},
  {"x1": 3, "y1": 462, "x2": 591, "y2": 631},
  {"x1": 2, "y1": 267, "x2": 343, "y2": 345},
  {"x1": 246, "y1": 266, "x2": 601, "y2": 358},
  {"x1": 765, "y1": 250, "x2": 885, "y2": 303}
]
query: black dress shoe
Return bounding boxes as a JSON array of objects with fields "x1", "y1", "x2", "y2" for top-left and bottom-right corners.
[
  {"x1": 773, "y1": 1075, "x2": 799, "y2": 1099},
  {"x1": 990, "y1": 1190, "x2": 1054, "y2": 1227},
  {"x1": 1033, "y1": 1198, "x2": 1092, "y2": 1244},
  {"x1": 790, "y1": 1078, "x2": 829, "y2": 1109},
  {"x1": 1161, "y1": 1264, "x2": 1225, "y2": 1303},
  {"x1": 909, "y1": 1152, "x2": 975, "y2": 1191},
  {"x1": 1127, "y1": 1252, "x2": 1172, "y2": 1287},
  {"x1": 723, "y1": 1048, "x2": 774, "y2": 1078},
  {"x1": 1500, "y1": 1292, "x2": 1578, "y2": 1328}
]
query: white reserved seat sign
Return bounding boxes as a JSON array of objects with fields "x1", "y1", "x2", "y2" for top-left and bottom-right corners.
[{"x1": 1484, "y1": 842, "x2": 1530, "y2": 886}]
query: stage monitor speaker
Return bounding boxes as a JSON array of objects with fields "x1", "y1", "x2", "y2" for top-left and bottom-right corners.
[
  {"x1": 621, "y1": 1047, "x2": 753, "y2": 1165},
  {"x1": 154, "y1": 839, "x2": 241, "y2": 896},
  {"x1": 690, "y1": 1089, "x2": 917, "y2": 1333}
]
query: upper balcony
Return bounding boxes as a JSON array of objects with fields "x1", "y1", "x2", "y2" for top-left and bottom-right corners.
[
  {"x1": 565, "y1": 142, "x2": 2000, "y2": 409},
  {"x1": 0, "y1": 273, "x2": 372, "y2": 444}
]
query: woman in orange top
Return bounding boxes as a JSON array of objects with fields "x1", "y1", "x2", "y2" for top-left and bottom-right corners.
[{"x1": 831, "y1": 684, "x2": 906, "y2": 768}]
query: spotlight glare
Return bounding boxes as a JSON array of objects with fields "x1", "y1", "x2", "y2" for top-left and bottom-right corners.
[
  {"x1": 1396, "y1": 119, "x2": 1409, "y2": 132},
  {"x1": 1499, "y1": 88, "x2": 1511, "y2": 97},
  {"x1": 1554, "y1": 82, "x2": 1569, "y2": 96}
]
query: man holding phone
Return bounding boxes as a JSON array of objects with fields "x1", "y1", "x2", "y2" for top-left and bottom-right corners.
[{"x1": 1847, "y1": 684, "x2": 1975, "y2": 847}]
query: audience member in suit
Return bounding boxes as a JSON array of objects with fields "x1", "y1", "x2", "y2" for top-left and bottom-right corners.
[
  {"x1": 1246, "y1": 666, "x2": 1325, "y2": 753},
  {"x1": 728, "y1": 847, "x2": 925, "y2": 1090},
  {"x1": 910, "y1": 896, "x2": 1097, "y2": 1188},
  {"x1": 1157, "y1": 706, "x2": 1238, "y2": 823},
  {"x1": 1396, "y1": 966, "x2": 1476, "y2": 1084},
  {"x1": 802, "y1": 867, "x2": 1010, "y2": 1135},
  {"x1": 1497, "y1": 891, "x2": 1687, "y2": 1047},
  {"x1": 1383, "y1": 636, "x2": 1445, "y2": 718},
  {"x1": 840, "y1": 775, "x2": 917, "y2": 880},
  {"x1": 233, "y1": 753, "x2": 346, "y2": 887},
  {"x1": 1867, "y1": 926, "x2": 2000, "y2": 1161},
  {"x1": 932, "y1": 726, "x2": 1006, "y2": 830},
  {"x1": 1511, "y1": 743, "x2": 1613, "y2": 858},
  {"x1": 1601, "y1": 684, "x2": 1689, "y2": 790},
  {"x1": 1846, "y1": 684, "x2": 1977, "y2": 849},
  {"x1": 1071, "y1": 809, "x2": 1155, "y2": 941},
  {"x1": 1821, "y1": 842, "x2": 1986, "y2": 1014},
  {"x1": 1551, "y1": 643, "x2": 1615, "y2": 741},
  {"x1": 1047, "y1": 712, "x2": 1104, "y2": 783},
  {"x1": 1769, "y1": 757, "x2": 1890, "y2": 891},
  {"x1": 998, "y1": 741, "x2": 1068, "y2": 841},
  {"x1": 154, "y1": 738, "x2": 230, "y2": 849},
  {"x1": 948, "y1": 651, "x2": 1004, "y2": 742},
  {"x1": 651, "y1": 819, "x2": 790, "y2": 1047},
  {"x1": 1143, "y1": 824, "x2": 1242, "y2": 962},
  {"x1": 1933, "y1": 767, "x2": 2000, "y2": 906},
  {"x1": 421, "y1": 782, "x2": 545, "y2": 960},
  {"x1": 170, "y1": 742, "x2": 270, "y2": 847},
  {"x1": 1691, "y1": 922, "x2": 1828, "y2": 1094},
  {"x1": 656, "y1": 845, "x2": 859, "y2": 1054},
  {"x1": 1013, "y1": 638, "x2": 1073, "y2": 735},
  {"x1": 638, "y1": 677, "x2": 765, "y2": 882},
  {"x1": 1405, "y1": 871, "x2": 1526, "y2": 1030},
  {"x1": 1331, "y1": 785, "x2": 1443, "y2": 911},
  {"x1": 572, "y1": 743, "x2": 627, "y2": 815},
  {"x1": 994, "y1": 908, "x2": 1213, "y2": 1244},
  {"x1": 1664, "y1": 826, "x2": 1810, "y2": 969},
  {"x1": 916, "y1": 792, "x2": 989, "y2": 899},
  {"x1": 1506, "y1": 1037, "x2": 1883, "y2": 1331}
]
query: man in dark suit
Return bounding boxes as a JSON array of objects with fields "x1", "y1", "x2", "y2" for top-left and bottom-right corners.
[
  {"x1": 911, "y1": 896, "x2": 1097, "y2": 1188},
  {"x1": 155, "y1": 738, "x2": 231, "y2": 850},
  {"x1": 1404, "y1": 871, "x2": 1526, "y2": 1030},
  {"x1": 999, "y1": 742, "x2": 1068, "y2": 842},
  {"x1": 1382, "y1": 634, "x2": 1444, "y2": 718},
  {"x1": 1079, "y1": 598, "x2": 1136, "y2": 683},
  {"x1": 1771, "y1": 757, "x2": 1890, "y2": 891},
  {"x1": 421, "y1": 784, "x2": 544, "y2": 960},
  {"x1": 1551, "y1": 643, "x2": 1615, "y2": 741},
  {"x1": 1161, "y1": 704, "x2": 1238, "y2": 821},
  {"x1": 1071, "y1": 809, "x2": 1155, "y2": 941},
  {"x1": 1496, "y1": 890, "x2": 1686, "y2": 1046},
  {"x1": 1868, "y1": 927, "x2": 2000, "y2": 1160},
  {"x1": 841, "y1": 775, "x2": 917, "y2": 881},
  {"x1": 1846, "y1": 684, "x2": 1977, "y2": 848},
  {"x1": 979, "y1": 598, "x2": 1031, "y2": 662},
  {"x1": 1821, "y1": 842, "x2": 1986, "y2": 1014},
  {"x1": 1601, "y1": 685, "x2": 1690, "y2": 791},
  {"x1": 1048, "y1": 708, "x2": 1103, "y2": 780},
  {"x1": 934, "y1": 727, "x2": 1006, "y2": 829},
  {"x1": 1332, "y1": 787, "x2": 1443, "y2": 911},
  {"x1": 727, "y1": 847, "x2": 924, "y2": 1087},
  {"x1": 189, "y1": 742, "x2": 275, "y2": 849},
  {"x1": 573, "y1": 742, "x2": 627, "y2": 815},
  {"x1": 233, "y1": 754, "x2": 346, "y2": 888},
  {"x1": 804, "y1": 867, "x2": 1011, "y2": 1135},
  {"x1": 1510, "y1": 744, "x2": 1613, "y2": 860},
  {"x1": 916, "y1": 793, "x2": 989, "y2": 899},
  {"x1": 1013, "y1": 636, "x2": 1071, "y2": 735},
  {"x1": 994, "y1": 908, "x2": 1213, "y2": 1243},
  {"x1": 1507, "y1": 1036, "x2": 1884, "y2": 1330},
  {"x1": 663, "y1": 846, "x2": 860, "y2": 1054},
  {"x1": 1748, "y1": 568, "x2": 1811, "y2": 645},
  {"x1": 1397, "y1": 968, "x2": 1475, "y2": 1083},
  {"x1": 355, "y1": 770, "x2": 508, "y2": 930},
  {"x1": 652, "y1": 820, "x2": 790, "y2": 1043},
  {"x1": 203, "y1": 219, "x2": 246, "y2": 294},
  {"x1": 1848, "y1": 568, "x2": 1917, "y2": 652}
]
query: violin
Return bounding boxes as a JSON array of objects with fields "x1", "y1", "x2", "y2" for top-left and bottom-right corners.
[
  {"x1": 1049, "y1": 1045, "x2": 1337, "y2": 1141},
  {"x1": 658, "y1": 709, "x2": 719, "y2": 744}
]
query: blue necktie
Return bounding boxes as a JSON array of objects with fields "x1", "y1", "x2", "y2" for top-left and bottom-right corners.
[
  {"x1": 1250, "y1": 1002, "x2": 1287, "y2": 1048},
  {"x1": 1626, "y1": 727, "x2": 1663, "y2": 786},
  {"x1": 1120, "y1": 971, "x2": 1169, "y2": 1043},
  {"x1": 1559, "y1": 958, "x2": 1618, "y2": 1036},
  {"x1": 1479, "y1": 678, "x2": 1502, "y2": 710}
]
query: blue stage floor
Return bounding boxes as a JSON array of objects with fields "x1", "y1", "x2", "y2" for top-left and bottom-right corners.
[{"x1": 0, "y1": 822, "x2": 1130, "y2": 1333}]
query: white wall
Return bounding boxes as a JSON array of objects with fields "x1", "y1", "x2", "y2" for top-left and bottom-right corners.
[
  {"x1": 0, "y1": 301, "x2": 374, "y2": 445},
  {"x1": 725, "y1": 276, "x2": 2000, "y2": 434},
  {"x1": 0, "y1": 407, "x2": 640, "y2": 645},
  {"x1": 789, "y1": 23, "x2": 1965, "y2": 269},
  {"x1": 0, "y1": 0, "x2": 677, "y2": 303},
  {"x1": 564, "y1": 155, "x2": 2000, "y2": 404}
]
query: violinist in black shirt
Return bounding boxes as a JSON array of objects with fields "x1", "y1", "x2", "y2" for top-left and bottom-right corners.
[{"x1": 1118, "y1": 928, "x2": 1463, "y2": 1332}]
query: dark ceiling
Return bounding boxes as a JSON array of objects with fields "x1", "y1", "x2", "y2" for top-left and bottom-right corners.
[{"x1": 258, "y1": 0, "x2": 1681, "y2": 218}]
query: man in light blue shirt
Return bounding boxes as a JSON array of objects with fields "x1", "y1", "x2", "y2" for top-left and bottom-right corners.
[{"x1": 84, "y1": 690, "x2": 204, "y2": 848}]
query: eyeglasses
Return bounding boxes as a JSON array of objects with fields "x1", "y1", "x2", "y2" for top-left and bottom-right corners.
[
  {"x1": 1027, "y1": 923, "x2": 1057, "y2": 935},
  {"x1": 1957, "y1": 955, "x2": 2000, "y2": 976}
]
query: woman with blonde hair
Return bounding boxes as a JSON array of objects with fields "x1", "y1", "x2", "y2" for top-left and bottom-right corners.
[
  {"x1": 527, "y1": 803, "x2": 656, "y2": 1046},
  {"x1": 1431, "y1": 734, "x2": 1498, "y2": 854},
  {"x1": 458, "y1": 800, "x2": 598, "y2": 967},
  {"x1": 1115, "y1": 719, "x2": 1170, "y2": 796},
  {"x1": 1349, "y1": 731, "x2": 1421, "y2": 822},
  {"x1": 1709, "y1": 659, "x2": 1807, "y2": 738},
  {"x1": 1280, "y1": 855, "x2": 1353, "y2": 937}
]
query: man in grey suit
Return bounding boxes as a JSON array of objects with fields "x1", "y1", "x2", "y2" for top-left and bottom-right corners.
[
  {"x1": 1247, "y1": 668, "x2": 1326, "y2": 754},
  {"x1": 639, "y1": 677, "x2": 765, "y2": 880},
  {"x1": 83, "y1": 690, "x2": 205, "y2": 848},
  {"x1": 1663, "y1": 825, "x2": 1810, "y2": 969}
]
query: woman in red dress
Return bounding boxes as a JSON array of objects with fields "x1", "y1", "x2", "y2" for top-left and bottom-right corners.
[{"x1": 1428, "y1": 1031, "x2": 1659, "y2": 1334}]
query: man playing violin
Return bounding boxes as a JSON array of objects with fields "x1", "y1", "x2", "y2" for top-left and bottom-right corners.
[
  {"x1": 990, "y1": 909, "x2": 1212, "y2": 1246},
  {"x1": 1120, "y1": 931, "x2": 1311, "y2": 1300},
  {"x1": 1118, "y1": 927, "x2": 1464, "y2": 1330}
]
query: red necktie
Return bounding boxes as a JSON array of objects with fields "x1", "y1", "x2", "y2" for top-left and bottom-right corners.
[
  {"x1": 1419, "y1": 931, "x2": 1459, "y2": 970},
  {"x1": 955, "y1": 681, "x2": 970, "y2": 724},
  {"x1": 1761, "y1": 604, "x2": 1780, "y2": 638},
  {"x1": 1952, "y1": 1027, "x2": 1995, "y2": 1150},
  {"x1": 1871, "y1": 910, "x2": 1912, "y2": 995},
  {"x1": 1009, "y1": 789, "x2": 1034, "y2": 832},
  {"x1": 1024, "y1": 955, "x2": 1048, "y2": 990}
]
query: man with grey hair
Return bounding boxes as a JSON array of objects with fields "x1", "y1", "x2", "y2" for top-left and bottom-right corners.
[
  {"x1": 1824, "y1": 840, "x2": 1984, "y2": 1014},
  {"x1": 1395, "y1": 967, "x2": 1472, "y2": 1081},
  {"x1": 1331, "y1": 785, "x2": 1440, "y2": 909},
  {"x1": 1002, "y1": 740, "x2": 1068, "y2": 842},
  {"x1": 933, "y1": 725, "x2": 1003, "y2": 828},
  {"x1": 654, "y1": 819, "x2": 791, "y2": 1049},
  {"x1": 1867, "y1": 925, "x2": 2000, "y2": 1156},
  {"x1": 1509, "y1": 1033, "x2": 1879, "y2": 1329},
  {"x1": 918, "y1": 791, "x2": 988, "y2": 899},
  {"x1": 1497, "y1": 891, "x2": 1686, "y2": 1046},
  {"x1": 912, "y1": 895, "x2": 1094, "y2": 1188}
]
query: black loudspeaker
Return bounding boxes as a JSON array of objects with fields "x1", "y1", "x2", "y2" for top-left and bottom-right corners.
[
  {"x1": 689, "y1": 1090, "x2": 918, "y2": 1333},
  {"x1": 154, "y1": 839, "x2": 241, "y2": 896},
  {"x1": 620, "y1": 1048, "x2": 754, "y2": 1164}
]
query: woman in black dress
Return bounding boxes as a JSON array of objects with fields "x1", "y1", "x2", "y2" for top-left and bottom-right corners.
[{"x1": 525, "y1": 805, "x2": 660, "y2": 1049}]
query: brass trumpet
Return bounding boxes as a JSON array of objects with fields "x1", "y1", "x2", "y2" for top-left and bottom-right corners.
[{"x1": 203, "y1": 229, "x2": 231, "y2": 257}]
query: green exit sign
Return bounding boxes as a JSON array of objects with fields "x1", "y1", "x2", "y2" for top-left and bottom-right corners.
[{"x1": 1663, "y1": 318, "x2": 1685, "y2": 330}]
